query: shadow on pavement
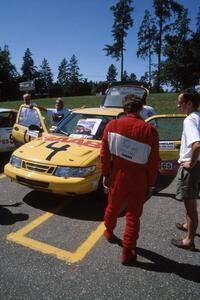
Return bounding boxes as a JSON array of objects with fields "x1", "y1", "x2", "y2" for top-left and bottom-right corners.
[
  {"x1": 0, "y1": 202, "x2": 29, "y2": 225},
  {"x1": 23, "y1": 190, "x2": 108, "y2": 222},
  {"x1": 133, "y1": 247, "x2": 200, "y2": 283},
  {"x1": 155, "y1": 175, "x2": 175, "y2": 193},
  {"x1": 22, "y1": 176, "x2": 178, "y2": 221}
]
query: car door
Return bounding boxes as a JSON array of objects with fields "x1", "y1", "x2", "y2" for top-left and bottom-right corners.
[
  {"x1": 145, "y1": 114, "x2": 186, "y2": 176},
  {"x1": 12, "y1": 105, "x2": 48, "y2": 146},
  {"x1": 0, "y1": 110, "x2": 17, "y2": 152}
]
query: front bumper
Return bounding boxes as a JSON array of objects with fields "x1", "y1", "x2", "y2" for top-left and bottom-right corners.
[
  {"x1": 4, "y1": 163, "x2": 100, "y2": 195},
  {"x1": 159, "y1": 160, "x2": 179, "y2": 176}
]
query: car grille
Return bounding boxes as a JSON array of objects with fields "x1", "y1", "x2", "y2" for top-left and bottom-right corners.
[
  {"x1": 21, "y1": 161, "x2": 55, "y2": 174},
  {"x1": 16, "y1": 176, "x2": 49, "y2": 189}
]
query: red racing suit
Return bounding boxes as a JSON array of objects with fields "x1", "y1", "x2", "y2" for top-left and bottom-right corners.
[{"x1": 100, "y1": 114, "x2": 160, "y2": 249}]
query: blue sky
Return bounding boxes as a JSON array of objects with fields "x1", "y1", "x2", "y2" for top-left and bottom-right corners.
[{"x1": 0, "y1": 0, "x2": 199, "y2": 82}]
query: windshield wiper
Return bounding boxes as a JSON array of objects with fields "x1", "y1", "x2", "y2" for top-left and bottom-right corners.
[{"x1": 57, "y1": 129, "x2": 69, "y2": 136}]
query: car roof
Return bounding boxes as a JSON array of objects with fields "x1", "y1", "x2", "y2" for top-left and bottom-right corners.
[
  {"x1": 0, "y1": 108, "x2": 13, "y2": 113},
  {"x1": 109, "y1": 80, "x2": 149, "y2": 89},
  {"x1": 101, "y1": 81, "x2": 149, "y2": 108},
  {"x1": 72, "y1": 107, "x2": 124, "y2": 116}
]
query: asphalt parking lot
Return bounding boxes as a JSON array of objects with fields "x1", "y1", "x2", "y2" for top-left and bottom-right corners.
[{"x1": 0, "y1": 154, "x2": 200, "y2": 300}]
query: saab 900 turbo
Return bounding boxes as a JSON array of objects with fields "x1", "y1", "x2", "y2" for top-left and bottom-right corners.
[
  {"x1": 4, "y1": 83, "x2": 185, "y2": 195},
  {"x1": 5, "y1": 105, "x2": 185, "y2": 195}
]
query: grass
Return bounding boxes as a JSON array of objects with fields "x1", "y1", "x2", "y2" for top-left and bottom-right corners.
[{"x1": 0, "y1": 93, "x2": 179, "y2": 114}]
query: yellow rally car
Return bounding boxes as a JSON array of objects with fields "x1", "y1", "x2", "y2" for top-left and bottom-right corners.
[{"x1": 4, "y1": 103, "x2": 185, "y2": 195}]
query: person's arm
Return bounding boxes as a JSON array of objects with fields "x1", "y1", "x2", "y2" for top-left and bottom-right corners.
[
  {"x1": 36, "y1": 106, "x2": 47, "y2": 112},
  {"x1": 144, "y1": 127, "x2": 160, "y2": 202},
  {"x1": 147, "y1": 126, "x2": 160, "y2": 186},
  {"x1": 181, "y1": 141, "x2": 200, "y2": 169},
  {"x1": 100, "y1": 124, "x2": 112, "y2": 188},
  {"x1": 181, "y1": 116, "x2": 200, "y2": 168}
]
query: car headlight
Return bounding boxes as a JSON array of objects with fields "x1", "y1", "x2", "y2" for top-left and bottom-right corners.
[
  {"x1": 10, "y1": 155, "x2": 22, "y2": 168},
  {"x1": 54, "y1": 166, "x2": 96, "y2": 178}
]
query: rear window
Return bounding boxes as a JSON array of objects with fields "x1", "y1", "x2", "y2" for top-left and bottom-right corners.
[{"x1": 103, "y1": 86, "x2": 147, "y2": 107}]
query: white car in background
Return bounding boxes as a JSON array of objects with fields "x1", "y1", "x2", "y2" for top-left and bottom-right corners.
[{"x1": 0, "y1": 108, "x2": 17, "y2": 153}]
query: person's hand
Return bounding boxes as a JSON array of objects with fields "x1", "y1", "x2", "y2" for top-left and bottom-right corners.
[
  {"x1": 144, "y1": 186, "x2": 153, "y2": 203},
  {"x1": 103, "y1": 176, "x2": 111, "y2": 188},
  {"x1": 181, "y1": 161, "x2": 195, "y2": 169}
]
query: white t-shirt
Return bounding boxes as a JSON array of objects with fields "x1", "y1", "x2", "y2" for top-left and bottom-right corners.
[
  {"x1": 179, "y1": 112, "x2": 200, "y2": 163},
  {"x1": 19, "y1": 107, "x2": 41, "y2": 127},
  {"x1": 47, "y1": 108, "x2": 70, "y2": 126}
]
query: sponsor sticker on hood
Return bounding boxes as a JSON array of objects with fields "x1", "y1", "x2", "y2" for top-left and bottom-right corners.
[{"x1": 44, "y1": 135, "x2": 101, "y2": 149}]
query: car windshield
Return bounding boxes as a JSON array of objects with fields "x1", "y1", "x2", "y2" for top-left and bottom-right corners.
[
  {"x1": 103, "y1": 86, "x2": 147, "y2": 108},
  {"x1": 57, "y1": 112, "x2": 114, "y2": 140}
]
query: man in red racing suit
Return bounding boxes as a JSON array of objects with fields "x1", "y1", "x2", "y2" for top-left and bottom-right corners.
[{"x1": 100, "y1": 95, "x2": 160, "y2": 265}]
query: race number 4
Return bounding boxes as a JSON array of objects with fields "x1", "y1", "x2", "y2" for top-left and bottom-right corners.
[{"x1": 46, "y1": 142, "x2": 70, "y2": 161}]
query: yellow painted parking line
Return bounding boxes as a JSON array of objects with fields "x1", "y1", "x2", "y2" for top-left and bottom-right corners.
[
  {"x1": 7, "y1": 201, "x2": 105, "y2": 263},
  {"x1": 0, "y1": 174, "x2": 6, "y2": 179}
]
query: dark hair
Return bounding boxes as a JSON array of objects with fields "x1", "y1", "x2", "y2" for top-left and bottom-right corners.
[
  {"x1": 180, "y1": 89, "x2": 200, "y2": 110},
  {"x1": 122, "y1": 95, "x2": 143, "y2": 113}
]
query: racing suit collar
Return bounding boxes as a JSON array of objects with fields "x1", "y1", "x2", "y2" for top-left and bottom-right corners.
[{"x1": 126, "y1": 113, "x2": 143, "y2": 120}]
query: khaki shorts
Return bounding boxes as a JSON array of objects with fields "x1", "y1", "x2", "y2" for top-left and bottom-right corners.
[{"x1": 176, "y1": 161, "x2": 200, "y2": 201}]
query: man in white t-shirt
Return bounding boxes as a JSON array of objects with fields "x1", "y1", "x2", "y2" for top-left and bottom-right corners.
[
  {"x1": 39, "y1": 98, "x2": 70, "y2": 126},
  {"x1": 171, "y1": 90, "x2": 200, "y2": 251}
]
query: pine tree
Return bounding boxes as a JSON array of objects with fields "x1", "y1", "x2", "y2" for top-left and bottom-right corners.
[
  {"x1": 162, "y1": 8, "x2": 192, "y2": 90},
  {"x1": 0, "y1": 45, "x2": 17, "y2": 79},
  {"x1": 57, "y1": 58, "x2": 70, "y2": 85},
  {"x1": 137, "y1": 10, "x2": 157, "y2": 86},
  {"x1": 68, "y1": 54, "x2": 82, "y2": 83},
  {"x1": 153, "y1": 0, "x2": 183, "y2": 91},
  {"x1": 21, "y1": 48, "x2": 37, "y2": 80},
  {"x1": 129, "y1": 73, "x2": 137, "y2": 81},
  {"x1": 106, "y1": 64, "x2": 118, "y2": 83},
  {"x1": 0, "y1": 45, "x2": 18, "y2": 100},
  {"x1": 104, "y1": 0, "x2": 134, "y2": 81},
  {"x1": 39, "y1": 58, "x2": 53, "y2": 88}
]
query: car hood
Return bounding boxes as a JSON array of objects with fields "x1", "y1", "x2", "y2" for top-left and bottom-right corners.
[{"x1": 13, "y1": 134, "x2": 101, "y2": 167}]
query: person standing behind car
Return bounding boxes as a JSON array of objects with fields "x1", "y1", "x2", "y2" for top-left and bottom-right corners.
[
  {"x1": 100, "y1": 95, "x2": 160, "y2": 265},
  {"x1": 39, "y1": 98, "x2": 70, "y2": 126},
  {"x1": 140, "y1": 98, "x2": 156, "y2": 119},
  {"x1": 171, "y1": 90, "x2": 200, "y2": 251},
  {"x1": 19, "y1": 93, "x2": 40, "y2": 127},
  {"x1": 23, "y1": 93, "x2": 36, "y2": 107}
]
